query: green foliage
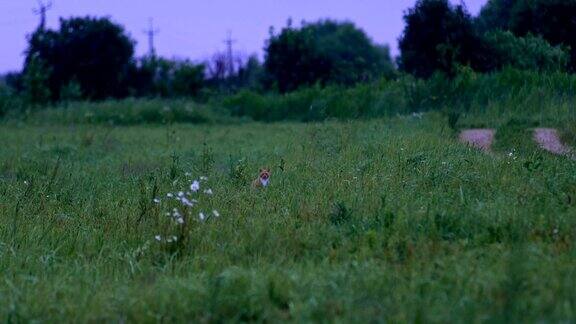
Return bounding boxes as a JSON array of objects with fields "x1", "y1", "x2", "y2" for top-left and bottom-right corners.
[
  {"x1": 477, "y1": 0, "x2": 576, "y2": 71},
  {"x1": 0, "y1": 82, "x2": 22, "y2": 118},
  {"x1": 329, "y1": 201, "x2": 353, "y2": 226},
  {"x1": 399, "y1": 0, "x2": 489, "y2": 77},
  {"x1": 25, "y1": 16, "x2": 135, "y2": 100},
  {"x1": 59, "y1": 80, "x2": 83, "y2": 103},
  {"x1": 133, "y1": 58, "x2": 206, "y2": 98},
  {"x1": 509, "y1": 0, "x2": 576, "y2": 71},
  {"x1": 221, "y1": 83, "x2": 389, "y2": 122},
  {"x1": 475, "y1": 0, "x2": 518, "y2": 32},
  {"x1": 7, "y1": 69, "x2": 576, "y2": 126},
  {"x1": 170, "y1": 60, "x2": 206, "y2": 97},
  {"x1": 21, "y1": 57, "x2": 52, "y2": 106},
  {"x1": 483, "y1": 30, "x2": 569, "y2": 71},
  {"x1": 219, "y1": 69, "x2": 576, "y2": 122},
  {"x1": 18, "y1": 99, "x2": 232, "y2": 125},
  {"x1": 264, "y1": 19, "x2": 396, "y2": 92},
  {"x1": 235, "y1": 55, "x2": 265, "y2": 91}
]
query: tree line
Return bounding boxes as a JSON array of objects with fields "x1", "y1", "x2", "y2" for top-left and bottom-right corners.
[{"x1": 2, "y1": 0, "x2": 576, "y2": 106}]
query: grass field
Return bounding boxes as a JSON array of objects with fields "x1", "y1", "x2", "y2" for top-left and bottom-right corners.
[{"x1": 1, "y1": 110, "x2": 575, "y2": 322}]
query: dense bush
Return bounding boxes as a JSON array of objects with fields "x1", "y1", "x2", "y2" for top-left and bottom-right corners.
[
  {"x1": 221, "y1": 69, "x2": 576, "y2": 121},
  {"x1": 477, "y1": 0, "x2": 576, "y2": 71},
  {"x1": 483, "y1": 31, "x2": 569, "y2": 72}
]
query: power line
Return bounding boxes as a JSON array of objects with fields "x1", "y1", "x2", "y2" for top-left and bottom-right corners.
[{"x1": 143, "y1": 18, "x2": 160, "y2": 58}]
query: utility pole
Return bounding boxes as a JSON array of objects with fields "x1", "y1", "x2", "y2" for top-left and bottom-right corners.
[
  {"x1": 143, "y1": 18, "x2": 160, "y2": 58},
  {"x1": 223, "y1": 31, "x2": 237, "y2": 77},
  {"x1": 33, "y1": 0, "x2": 53, "y2": 31}
]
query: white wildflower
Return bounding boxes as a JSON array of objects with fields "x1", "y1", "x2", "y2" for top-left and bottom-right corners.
[
  {"x1": 200, "y1": 176, "x2": 208, "y2": 181},
  {"x1": 203, "y1": 188, "x2": 213, "y2": 195},
  {"x1": 180, "y1": 197, "x2": 194, "y2": 207},
  {"x1": 212, "y1": 210, "x2": 220, "y2": 217},
  {"x1": 190, "y1": 180, "x2": 200, "y2": 192},
  {"x1": 153, "y1": 198, "x2": 161, "y2": 204},
  {"x1": 167, "y1": 193, "x2": 174, "y2": 198},
  {"x1": 176, "y1": 217, "x2": 184, "y2": 224},
  {"x1": 154, "y1": 235, "x2": 162, "y2": 241},
  {"x1": 24, "y1": 180, "x2": 29, "y2": 185},
  {"x1": 199, "y1": 212, "x2": 206, "y2": 221},
  {"x1": 178, "y1": 191, "x2": 185, "y2": 197}
]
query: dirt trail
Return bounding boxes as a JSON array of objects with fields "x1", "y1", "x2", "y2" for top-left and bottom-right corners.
[
  {"x1": 533, "y1": 128, "x2": 574, "y2": 158},
  {"x1": 459, "y1": 129, "x2": 495, "y2": 152}
]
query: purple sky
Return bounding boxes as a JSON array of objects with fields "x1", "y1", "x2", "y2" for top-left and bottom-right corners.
[{"x1": 0, "y1": 0, "x2": 486, "y2": 73}]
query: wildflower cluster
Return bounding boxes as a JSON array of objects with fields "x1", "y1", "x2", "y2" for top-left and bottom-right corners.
[
  {"x1": 507, "y1": 149, "x2": 518, "y2": 164},
  {"x1": 152, "y1": 173, "x2": 220, "y2": 244}
]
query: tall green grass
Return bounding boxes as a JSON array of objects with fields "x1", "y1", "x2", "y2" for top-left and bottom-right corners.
[
  {"x1": 14, "y1": 99, "x2": 238, "y2": 126},
  {"x1": 3, "y1": 68, "x2": 576, "y2": 130},
  {"x1": 220, "y1": 68, "x2": 576, "y2": 124},
  {"x1": 0, "y1": 115, "x2": 575, "y2": 321}
]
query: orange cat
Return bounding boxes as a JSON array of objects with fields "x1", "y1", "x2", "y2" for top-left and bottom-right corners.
[{"x1": 252, "y1": 168, "x2": 270, "y2": 188}]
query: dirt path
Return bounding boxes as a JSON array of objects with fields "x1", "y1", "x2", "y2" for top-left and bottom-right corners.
[
  {"x1": 533, "y1": 128, "x2": 574, "y2": 158},
  {"x1": 459, "y1": 129, "x2": 495, "y2": 152}
]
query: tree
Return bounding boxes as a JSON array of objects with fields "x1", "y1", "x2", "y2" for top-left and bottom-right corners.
[
  {"x1": 475, "y1": 0, "x2": 518, "y2": 32},
  {"x1": 476, "y1": 0, "x2": 576, "y2": 71},
  {"x1": 22, "y1": 57, "x2": 52, "y2": 106},
  {"x1": 236, "y1": 55, "x2": 264, "y2": 91},
  {"x1": 264, "y1": 20, "x2": 395, "y2": 92},
  {"x1": 129, "y1": 57, "x2": 205, "y2": 98},
  {"x1": 509, "y1": 0, "x2": 576, "y2": 71},
  {"x1": 398, "y1": 0, "x2": 488, "y2": 78},
  {"x1": 24, "y1": 16, "x2": 135, "y2": 100},
  {"x1": 171, "y1": 60, "x2": 205, "y2": 97}
]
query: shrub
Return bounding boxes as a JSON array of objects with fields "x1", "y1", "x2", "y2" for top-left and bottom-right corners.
[{"x1": 483, "y1": 30, "x2": 569, "y2": 72}]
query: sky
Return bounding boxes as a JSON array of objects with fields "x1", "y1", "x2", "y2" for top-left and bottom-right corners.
[{"x1": 0, "y1": 0, "x2": 487, "y2": 73}]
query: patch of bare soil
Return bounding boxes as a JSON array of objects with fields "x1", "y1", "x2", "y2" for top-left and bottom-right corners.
[
  {"x1": 459, "y1": 129, "x2": 495, "y2": 152},
  {"x1": 533, "y1": 128, "x2": 574, "y2": 159}
]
